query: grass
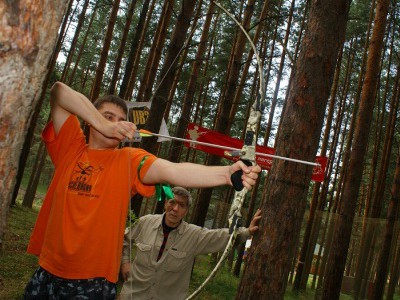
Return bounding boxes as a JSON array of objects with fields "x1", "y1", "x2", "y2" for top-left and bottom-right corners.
[
  {"x1": 1, "y1": 204, "x2": 399, "y2": 299},
  {"x1": 188, "y1": 255, "x2": 240, "y2": 299},
  {"x1": 0, "y1": 205, "x2": 39, "y2": 299}
]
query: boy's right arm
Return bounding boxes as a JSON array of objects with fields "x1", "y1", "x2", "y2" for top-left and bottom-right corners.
[
  {"x1": 50, "y1": 82, "x2": 99, "y2": 135},
  {"x1": 49, "y1": 82, "x2": 136, "y2": 140}
]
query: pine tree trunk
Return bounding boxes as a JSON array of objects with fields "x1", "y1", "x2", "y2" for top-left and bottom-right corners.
[
  {"x1": 365, "y1": 18, "x2": 394, "y2": 211},
  {"x1": 229, "y1": 0, "x2": 271, "y2": 122},
  {"x1": 371, "y1": 65, "x2": 399, "y2": 218},
  {"x1": 263, "y1": 0, "x2": 293, "y2": 142},
  {"x1": 108, "y1": 0, "x2": 138, "y2": 94},
  {"x1": 191, "y1": 0, "x2": 256, "y2": 227},
  {"x1": 294, "y1": 39, "x2": 353, "y2": 290},
  {"x1": 168, "y1": 2, "x2": 215, "y2": 163},
  {"x1": 386, "y1": 236, "x2": 400, "y2": 300},
  {"x1": 264, "y1": 0, "x2": 284, "y2": 132},
  {"x1": 118, "y1": 0, "x2": 152, "y2": 98},
  {"x1": 22, "y1": 143, "x2": 47, "y2": 208},
  {"x1": 354, "y1": 43, "x2": 398, "y2": 300},
  {"x1": 124, "y1": 0, "x2": 157, "y2": 100},
  {"x1": 68, "y1": 2, "x2": 99, "y2": 85},
  {"x1": 164, "y1": 0, "x2": 203, "y2": 120},
  {"x1": 236, "y1": 0, "x2": 350, "y2": 298},
  {"x1": 136, "y1": 0, "x2": 174, "y2": 103},
  {"x1": 90, "y1": 0, "x2": 121, "y2": 100},
  {"x1": 0, "y1": 0, "x2": 69, "y2": 249},
  {"x1": 10, "y1": 0, "x2": 73, "y2": 206},
  {"x1": 321, "y1": 0, "x2": 390, "y2": 298},
  {"x1": 140, "y1": 0, "x2": 198, "y2": 154},
  {"x1": 330, "y1": 0, "x2": 376, "y2": 219},
  {"x1": 61, "y1": 0, "x2": 90, "y2": 82},
  {"x1": 371, "y1": 70, "x2": 400, "y2": 300}
]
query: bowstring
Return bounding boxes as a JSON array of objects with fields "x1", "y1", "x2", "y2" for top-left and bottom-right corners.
[
  {"x1": 128, "y1": 148, "x2": 133, "y2": 300},
  {"x1": 185, "y1": 0, "x2": 266, "y2": 298}
]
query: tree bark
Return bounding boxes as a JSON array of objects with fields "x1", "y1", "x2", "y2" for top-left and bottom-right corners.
[
  {"x1": 293, "y1": 42, "x2": 345, "y2": 291},
  {"x1": 0, "y1": 0, "x2": 70, "y2": 249},
  {"x1": 236, "y1": 0, "x2": 350, "y2": 298},
  {"x1": 10, "y1": 0, "x2": 73, "y2": 206}
]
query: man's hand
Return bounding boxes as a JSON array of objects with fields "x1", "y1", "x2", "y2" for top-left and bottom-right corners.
[
  {"x1": 229, "y1": 161, "x2": 261, "y2": 190},
  {"x1": 121, "y1": 262, "x2": 131, "y2": 281},
  {"x1": 249, "y1": 209, "x2": 262, "y2": 235}
]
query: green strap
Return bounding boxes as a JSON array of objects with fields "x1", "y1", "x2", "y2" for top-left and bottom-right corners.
[
  {"x1": 137, "y1": 155, "x2": 149, "y2": 183},
  {"x1": 156, "y1": 183, "x2": 174, "y2": 202},
  {"x1": 137, "y1": 156, "x2": 174, "y2": 202}
]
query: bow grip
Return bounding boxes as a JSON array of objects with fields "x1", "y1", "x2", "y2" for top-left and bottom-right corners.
[
  {"x1": 231, "y1": 159, "x2": 253, "y2": 191},
  {"x1": 229, "y1": 214, "x2": 242, "y2": 234}
]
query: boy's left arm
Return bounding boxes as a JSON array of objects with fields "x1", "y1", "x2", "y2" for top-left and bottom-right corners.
[{"x1": 142, "y1": 158, "x2": 261, "y2": 190}]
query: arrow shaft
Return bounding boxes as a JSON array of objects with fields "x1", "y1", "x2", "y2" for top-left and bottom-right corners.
[{"x1": 139, "y1": 131, "x2": 320, "y2": 167}]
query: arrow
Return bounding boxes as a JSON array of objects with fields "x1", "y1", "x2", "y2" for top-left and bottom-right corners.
[{"x1": 131, "y1": 129, "x2": 321, "y2": 167}]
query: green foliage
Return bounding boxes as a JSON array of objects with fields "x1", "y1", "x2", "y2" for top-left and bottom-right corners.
[
  {"x1": 126, "y1": 209, "x2": 138, "y2": 228},
  {"x1": 346, "y1": 0, "x2": 373, "y2": 38}
]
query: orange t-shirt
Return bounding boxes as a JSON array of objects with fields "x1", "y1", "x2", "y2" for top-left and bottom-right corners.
[{"x1": 27, "y1": 115, "x2": 157, "y2": 283}]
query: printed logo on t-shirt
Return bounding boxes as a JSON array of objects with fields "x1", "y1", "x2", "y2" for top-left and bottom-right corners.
[{"x1": 68, "y1": 162, "x2": 103, "y2": 198}]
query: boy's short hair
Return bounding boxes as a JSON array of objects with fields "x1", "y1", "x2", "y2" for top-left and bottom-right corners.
[
  {"x1": 94, "y1": 95, "x2": 128, "y2": 115},
  {"x1": 172, "y1": 187, "x2": 192, "y2": 207}
]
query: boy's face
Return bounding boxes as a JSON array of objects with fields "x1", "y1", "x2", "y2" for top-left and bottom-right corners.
[{"x1": 89, "y1": 102, "x2": 127, "y2": 149}]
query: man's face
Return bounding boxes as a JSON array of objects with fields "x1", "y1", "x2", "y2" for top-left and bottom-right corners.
[
  {"x1": 90, "y1": 102, "x2": 127, "y2": 149},
  {"x1": 164, "y1": 194, "x2": 188, "y2": 227}
]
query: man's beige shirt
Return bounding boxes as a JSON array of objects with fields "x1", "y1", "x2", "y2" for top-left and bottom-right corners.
[{"x1": 119, "y1": 214, "x2": 250, "y2": 300}]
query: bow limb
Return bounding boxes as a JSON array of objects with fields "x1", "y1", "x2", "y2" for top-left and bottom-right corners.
[
  {"x1": 185, "y1": 85, "x2": 261, "y2": 300},
  {"x1": 185, "y1": 1, "x2": 265, "y2": 299}
]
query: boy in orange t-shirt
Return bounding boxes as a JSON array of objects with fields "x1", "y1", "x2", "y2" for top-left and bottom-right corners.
[{"x1": 24, "y1": 82, "x2": 261, "y2": 299}]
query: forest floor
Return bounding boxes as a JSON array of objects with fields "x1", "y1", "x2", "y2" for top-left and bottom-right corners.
[{"x1": 0, "y1": 198, "x2": 397, "y2": 299}]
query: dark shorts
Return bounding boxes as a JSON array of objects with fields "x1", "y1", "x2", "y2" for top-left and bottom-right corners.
[{"x1": 23, "y1": 267, "x2": 116, "y2": 299}]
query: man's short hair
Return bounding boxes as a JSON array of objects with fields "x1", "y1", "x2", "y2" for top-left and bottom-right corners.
[
  {"x1": 94, "y1": 95, "x2": 128, "y2": 115},
  {"x1": 172, "y1": 187, "x2": 192, "y2": 207}
]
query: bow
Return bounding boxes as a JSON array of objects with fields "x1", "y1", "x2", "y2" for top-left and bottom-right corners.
[{"x1": 185, "y1": 1, "x2": 265, "y2": 299}]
